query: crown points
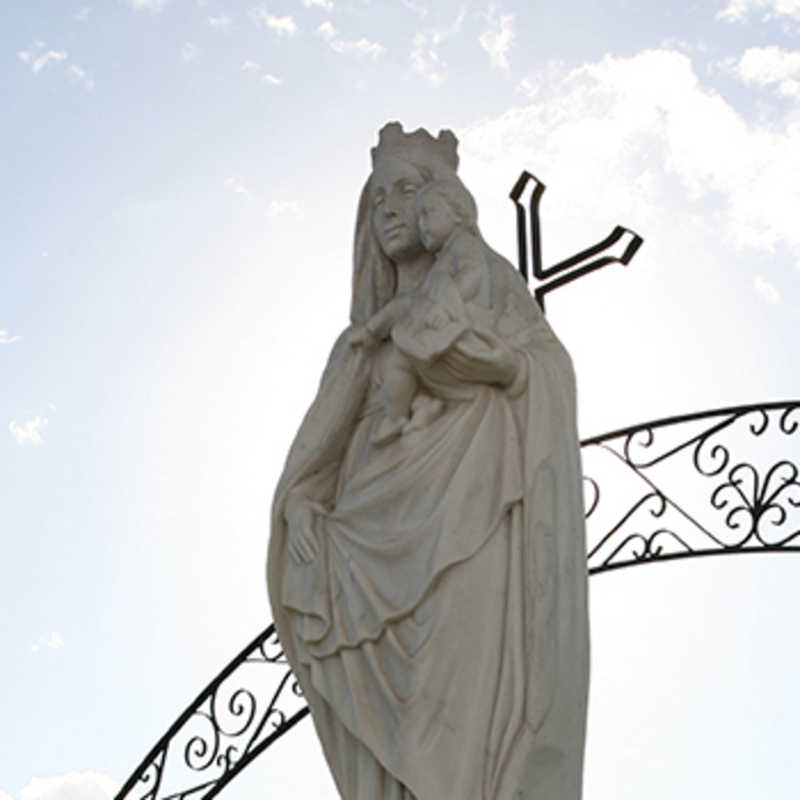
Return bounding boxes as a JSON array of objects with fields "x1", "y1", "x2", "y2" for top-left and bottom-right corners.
[{"x1": 371, "y1": 121, "x2": 459, "y2": 173}]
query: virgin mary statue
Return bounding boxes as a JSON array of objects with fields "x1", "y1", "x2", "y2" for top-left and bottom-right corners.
[{"x1": 267, "y1": 123, "x2": 589, "y2": 799}]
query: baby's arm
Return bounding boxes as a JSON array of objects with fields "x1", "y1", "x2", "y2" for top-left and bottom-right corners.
[{"x1": 366, "y1": 296, "x2": 412, "y2": 339}]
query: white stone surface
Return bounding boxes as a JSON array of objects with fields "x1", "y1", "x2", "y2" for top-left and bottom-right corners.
[{"x1": 268, "y1": 122, "x2": 589, "y2": 799}]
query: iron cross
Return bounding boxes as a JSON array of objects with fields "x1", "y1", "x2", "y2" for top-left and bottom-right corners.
[{"x1": 510, "y1": 171, "x2": 644, "y2": 312}]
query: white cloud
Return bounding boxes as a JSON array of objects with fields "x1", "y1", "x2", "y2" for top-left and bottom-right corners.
[
  {"x1": 74, "y1": 7, "x2": 90, "y2": 22},
  {"x1": 402, "y1": 0, "x2": 428, "y2": 17},
  {"x1": 181, "y1": 42, "x2": 198, "y2": 62},
  {"x1": 316, "y1": 22, "x2": 384, "y2": 58},
  {"x1": 18, "y1": 45, "x2": 68, "y2": 74},
  {"x1": 67, "y1": 64, "x2": 94, "y2": 90},
  {"x1": 18, "y1": 40, "x2": 93, "y2": 90},
  {"x1": 31, "y1": 632, "x2": 64, "y2": 653},
  {"x1": 317, "y1": 20, "x2": 336, "y2": 40},
  {"x1": 208, "y1": 13, "x2": 231, "y2": 29},
  {"x1": 241, "y1": 59, "x2": 262, "y2": 71},
  {"x1": 251, "y1": 8, "x2": 298, "y2": 36},
  {"x1": 754, "y1": 275, "x2": 781, "y2": 303},
  {"x1": 479, "y1": 4, "x2": 514, "y2": 73},
  {"x1": 18, "y1": 771, "x2": 118, "y2": 800},
  {"x1": 1, "y1": 789, "x2": 13, "y2": 800},
  {"x1": 732, "y1": 45, "x2": 800, "y2": 97},
  {"x1": 0, "y1": 329, "x2": 21, "y2": 344},
  {"x1": 267, "y1": 199, "x2": 301, "y2": 217},
  {"x1": 331, "y1": 37, "x2": 385, "y2": 58},
  {"x1": 411, "y1": 31, "x2": 446, "y2": 86},
  {"x1": 717, "y1": 0, "x2": 800, "y2": 20},
  {"x1": 263, "y1": 72, "x2": 282, "y2": 84},
  {"x1": 224, "y1": 176, "x2": 254, "y2": 199},
  {"x1": 303, "y1": 0, "x2": 333, "y2": 9},
  {"x1": 462, "y1": 49, "x2": 800, "y2": 259},
  {"x1": 9, "y1": 417, "x2": 48, "y2": 445},
  {"x1": 410, "y1": 9, "x2": 464, "y2": 87},
  {"x1": 128, "y1": 0, "x2": 169, "y2": 11}
]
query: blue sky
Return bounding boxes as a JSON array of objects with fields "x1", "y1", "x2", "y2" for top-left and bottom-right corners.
[{"x1": 2, "y1": 0, "x2": 800, "y2": 798}]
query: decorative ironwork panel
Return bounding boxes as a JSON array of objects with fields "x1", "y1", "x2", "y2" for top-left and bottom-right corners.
[
  {"x1": 584, "y1": 401, "x2": 800, "y2": 575},
  {"x1": 115, "y1": 628, "x2": 308, "y2": 800}
]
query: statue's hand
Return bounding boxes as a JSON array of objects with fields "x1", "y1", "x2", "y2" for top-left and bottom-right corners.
[
  {"x1": 425, "y1": 307, "x2": 449, "y2": 330},
  {"x1": 348, "y1": 325, "x2": 380, "y2": 351},
  {"x1": 286, "y1": 500, "x2": 327, "y2": 565}
]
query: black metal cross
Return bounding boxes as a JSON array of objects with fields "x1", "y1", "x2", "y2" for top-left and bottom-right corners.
[{"x1": 510, "y1": 171, "x2": 644, "y2": 312}]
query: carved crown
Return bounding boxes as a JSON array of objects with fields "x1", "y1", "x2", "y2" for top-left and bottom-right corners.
[{"x1": 371, "y1": 122, "x2": 459, "y2": 173}]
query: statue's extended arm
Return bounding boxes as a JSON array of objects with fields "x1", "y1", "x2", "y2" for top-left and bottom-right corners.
[{"x1": 276, "y1": 328, "x2": 372, "y2": 562}]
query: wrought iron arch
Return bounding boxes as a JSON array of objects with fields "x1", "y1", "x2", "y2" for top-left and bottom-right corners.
[{"x1": 113, "y1": 174, "x2": 799, "y2": 800}]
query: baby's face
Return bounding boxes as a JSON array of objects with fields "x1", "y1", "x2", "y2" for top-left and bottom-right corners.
[{"x1": 416, "y1": 197, "x2": 458, "y2": 253}]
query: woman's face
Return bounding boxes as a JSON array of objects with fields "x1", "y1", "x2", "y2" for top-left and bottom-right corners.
[{"x1": 370, "y1": 156, "x2": 426, "y2": 261}]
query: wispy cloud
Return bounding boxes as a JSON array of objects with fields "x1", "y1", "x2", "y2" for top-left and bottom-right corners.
[
  {"x1": 251, "y1": 8, "x2": 298, "y2": 36},
  {"x1": 479, "y1": 4, "x2": 514, "y2": 73},
  {"x1": 31, "y1": 632, "x2": 64, "y2": 653},
  {"x1": 717, "y1": 0, "x2": 800, "y2": 21},
  {"x1": 224, "y1": 176, "x2": 254, "y2": 200},
  {"x1": 402, "y1": 0, "x2": 428, "y2": 17},
  {"x1": 464, "y1": 48, "x2": 800, "y2": 263},
  {"x1": 67, "y1": 63, "x2": 94, "y2": 90},
  {"x1": 730, "y1": 45, "x2": 800, "y2": 97},
  {"x1": 409, "y1": 10, "x2": 464, "y2": 87},
  {"x1": 18, "y1": 40, "x2": 92, "y2": 88},
  {"x1": 208, "y1": 13, "x2": 232, "y2": 29},
  {"x1": 9, "y1": 417, "x2": 48, "y2": 445},
  {"x1": 0, "y1": 329, "x2": 21, "y2": 344},
  {"x1": 316, "y1": 22, "x2": 385, "y2": 58},
  {"x1": 224, "y1": 178, "x2": 298, "y2": 216},
  {"x1": 16, "y1": 771, "x2": 119, "y2": 800},
  {"x1": 303, "y1": 0, "x2": 333, "y2": 9},
  {"x1": 754, "y1": 275, "x2": 781, "y2": 303},
  {"x1": 318, "y1": 20, "x2": 336, "y2": 40},
  {"x1": 267, "y1": 200, "x2": 301, "y2": 217},
  {"x1": 18, "y1": 42, "x2": 68, "y2": 74},
  {"x1": 181, "y1": 42, "x2": 198, "y2": 62},
  {"x1": 128, "y1": 0, "x2": 169, "y2": 11},
  {"x1": 239, "y1": 60, "x2": 282, "y2": 84},
  {"x1": 75, "y1": 6, "x2": 90, "y2": 22}
]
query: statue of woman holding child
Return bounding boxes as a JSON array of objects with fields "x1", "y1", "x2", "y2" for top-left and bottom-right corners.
[{"x1": 267, "y1": 122, "x2": 589, "y2": 799}]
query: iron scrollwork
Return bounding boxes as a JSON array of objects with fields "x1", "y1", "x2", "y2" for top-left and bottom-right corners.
[
  {"x1": 114, "y1": 627, "x2": 308, "y2": 800},
  {"x1": 584, "y1": 401, "x2": 800, "y2": 574}
]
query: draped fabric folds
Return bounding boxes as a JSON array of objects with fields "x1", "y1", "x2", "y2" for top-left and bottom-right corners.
[{"x1": 267, "y1": 242, "x2": 589, "y2": 799}]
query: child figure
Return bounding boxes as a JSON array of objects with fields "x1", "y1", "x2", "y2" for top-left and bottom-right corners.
[{"x1": 361, "y1": 178, "x2": 492, "y2": 446}]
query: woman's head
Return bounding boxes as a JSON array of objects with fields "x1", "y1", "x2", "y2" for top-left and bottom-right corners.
[
  {"x1": 350, "y1": 123, "x2": 461, "y2": 323},
  {"x1": 370, "y1": 155, "x2": 427, "y2": 262}
]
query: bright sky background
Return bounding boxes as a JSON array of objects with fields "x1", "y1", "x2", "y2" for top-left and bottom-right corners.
[{"x1": 2, "y1": 0, "x2": 800, "y2": 798}]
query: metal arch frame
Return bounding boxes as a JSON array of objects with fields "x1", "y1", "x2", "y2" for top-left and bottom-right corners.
[
  {"x1": 114, "y1": 173, "x2": 799, "y2": 800},
  {"x1": 115, "y1": 401, "x2": 800, "y2": 800},
  {"x1": 113, "y1": 627, "x2": 309, "y2": 800},
  {"x1": 583, "y1": 401, "x2": 800, "y2": 574}
]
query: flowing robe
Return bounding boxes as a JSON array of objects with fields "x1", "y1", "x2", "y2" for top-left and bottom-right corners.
[{"x1": 267, "y1": 257, "x2": 589, "y2": 799}]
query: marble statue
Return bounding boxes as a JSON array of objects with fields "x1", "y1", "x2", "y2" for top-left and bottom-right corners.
[{"x1": 267, "y1": 122, "x2": 589, "y2": 799}]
